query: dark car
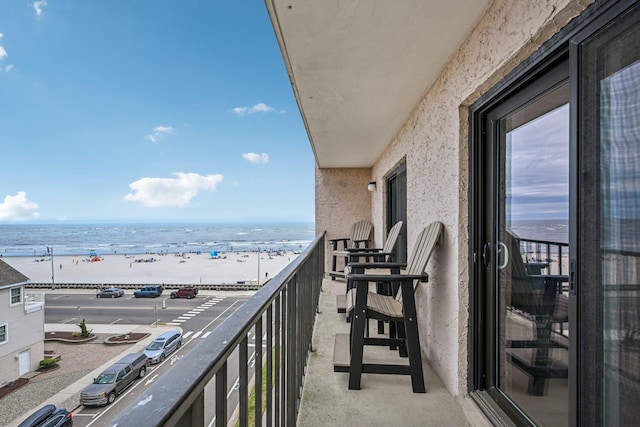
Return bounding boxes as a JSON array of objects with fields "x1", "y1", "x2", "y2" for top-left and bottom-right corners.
[
  {"x1": 18, "y1": 404, "x2": 73, "y2": 427},
  {"x1": 96, "y1": 287, "x2": 124, "y2": 298},
  {"x1": 133, "y1": 285, "x2": 163, "y2": 298},
  {"x1": 170, "y1": 286, "x2": 198, "y2": 299}
]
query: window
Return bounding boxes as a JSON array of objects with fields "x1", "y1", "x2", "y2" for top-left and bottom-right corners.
[
  {"x1": 0, "y1": 324, "x2": 7, "y2": 344},
  {"x1": 10, "y1": 287, "x2": 22, "y2": 305}
]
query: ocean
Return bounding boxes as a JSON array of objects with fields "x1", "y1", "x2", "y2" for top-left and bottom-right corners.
[{"x1": 0, "y1": 222, "x2": 315, "y2": 257}]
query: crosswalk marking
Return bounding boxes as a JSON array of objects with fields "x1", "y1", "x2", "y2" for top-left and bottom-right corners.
[
  {"x1": 165, "y1": 296, "x2": 228, "y2": 328},
  {"x1": 202, "y1": 331, "x2": 212, "y2": 339},
  {"x1": 183, "y1": 331, "x2": 193, "y2": 338},
  {"x1": 192, "y1": 331, "x2": 202, "y2": 339}
]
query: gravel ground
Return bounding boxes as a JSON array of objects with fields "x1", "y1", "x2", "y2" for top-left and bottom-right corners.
[{"x1": 1, "y1": 335, "x2": 137, "y2": 426}]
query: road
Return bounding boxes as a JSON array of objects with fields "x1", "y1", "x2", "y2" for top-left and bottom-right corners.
[{"x1": 44, "y1": 291, "x2": 260, "y2": 427}]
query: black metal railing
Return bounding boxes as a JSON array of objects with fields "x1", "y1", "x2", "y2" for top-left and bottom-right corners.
[
  {"x1": 110, "y1": 233, "x2": 325, "y2": 427},
  {"x1": 518, "y1": 237, "x2": 569, "y2": 276}
]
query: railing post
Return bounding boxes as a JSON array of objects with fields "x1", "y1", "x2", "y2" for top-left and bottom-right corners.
[
  {"x1": 266, "y1": 304, "x2": 273, "y2": 427},
  {"x1": 239, "y1": 336, "x2": 248, "y2": 427},
  {"x1": 255, "y1": 315, "x2": 263, "y2": 426},
  {"x1": 215, "y1": 364, "x2": 227, "y2": 427}
]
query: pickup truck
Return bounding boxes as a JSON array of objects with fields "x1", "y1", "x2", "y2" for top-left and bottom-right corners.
[
  {"x1": 133, "y1": 285, "x2": 163, "y2": 298},
  {"x1": 80, "y1": 353, "x2": 148, "y2": 406}
]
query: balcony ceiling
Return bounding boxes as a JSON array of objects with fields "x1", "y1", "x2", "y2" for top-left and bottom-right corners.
[{"x1": 266, "y1": 0, "x2": 490, "y2": 168}]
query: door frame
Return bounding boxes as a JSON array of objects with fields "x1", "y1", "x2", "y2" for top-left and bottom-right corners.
[{"x1": 468, "y1": 0, "x2": 638, "y2": 425}]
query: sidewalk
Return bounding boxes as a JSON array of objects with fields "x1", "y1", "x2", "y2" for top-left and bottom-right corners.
[{"x1": 5, "y1": 323, "x2": 176, "y2": 427}]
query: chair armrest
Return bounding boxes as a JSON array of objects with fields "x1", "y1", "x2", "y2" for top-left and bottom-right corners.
[
  {"x1": 346, "y1": 251, "x2": 392, "y2": 258},
  {"x1": 329, "y1": 237, "x2": 350, "y2": 244},
  {"x1": 348, "y1": 273, "x2": 429, "y2": 283},
  {"x1": 352, "y1": 239, "x2": 370, "y2": 248},
  {"x1": 347, "y1": 261, "x2": 407, "y2": 270},
  {"x1": 344, "y1": 247, "x2": 383, "y2": 252}
]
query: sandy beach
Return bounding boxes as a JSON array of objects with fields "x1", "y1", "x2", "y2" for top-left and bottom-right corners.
[{"x1": 2, "y1": 251, "x2": 299, "y2": 286}]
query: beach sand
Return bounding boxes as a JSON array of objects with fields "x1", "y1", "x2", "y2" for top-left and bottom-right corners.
[{"x1": 2, "y1": 251, "x2": 299, "y2": 286}]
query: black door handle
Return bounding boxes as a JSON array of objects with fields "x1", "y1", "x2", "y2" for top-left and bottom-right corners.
[{"x1": 482, "y1": 242, "x2": 491, "y2": 268}]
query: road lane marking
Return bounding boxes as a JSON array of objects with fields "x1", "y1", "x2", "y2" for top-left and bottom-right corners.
[{"x1": 145, "y1": 374, "x2": 158, "y2": 386}]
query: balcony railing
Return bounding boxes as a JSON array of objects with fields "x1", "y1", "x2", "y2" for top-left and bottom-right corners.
[
  {"x1": 111, "y1": 232, "x2": 325, "y2": 427},
  {"x1": 24, "y1": 292, "x2": 45, "y2": 313},
  {"x1": 517, "y1": 237, "x2": 569, "y2": 276}
]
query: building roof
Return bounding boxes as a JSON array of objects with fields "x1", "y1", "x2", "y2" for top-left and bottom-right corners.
[{"x1": 0, "y1": 259, "x2": 30, "y2": 288}]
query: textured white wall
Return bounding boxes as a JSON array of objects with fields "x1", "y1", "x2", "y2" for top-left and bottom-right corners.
[
  {"x1": 315, "y1": 167, "x2": 373, "y2": 273},
  {"x1": 367, "y1": 0, "x2": 593, "y2": 395}
]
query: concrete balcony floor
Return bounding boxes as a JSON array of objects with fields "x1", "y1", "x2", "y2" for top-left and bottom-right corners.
[{"x1": 297, "y1": 277, "x2": 491, "y2": 427}]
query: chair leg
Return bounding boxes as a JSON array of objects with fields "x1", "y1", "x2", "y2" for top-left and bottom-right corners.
[
  {"x1": 400, "y1": 281, "x2": 426, "y2": 393},
  {"x1": 331, "y1": 241, "x2": 338, "y2": 280},
  {"x1": 348, "y1": 280, "x2": 368, "y2": 390}
]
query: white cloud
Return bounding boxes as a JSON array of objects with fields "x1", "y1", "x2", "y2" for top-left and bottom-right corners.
[
  {"x1": 0, "y1": 192, "x2": 40, "y2": 220},
  {"x1": 124, "y1": 172, "x2": 223, "y2": 207},
  {"x1": 5, "y1": 64, "x2": 14, "y2": 72},
  {"x1": 148, "y1": 125, "x2": 174, "y2": 142},
  {"x1": 231, "y1": 103, "x2": 275, "y2": 116},
  {"x1": 33, "y1": 1, "x2": 47, "y2": 17},
  {"x1": 242, "y1": 152, "x2": 269, "y2": 165},
  {"x1": 0, "y1": 35, "x2": 7, "y2": 61}
]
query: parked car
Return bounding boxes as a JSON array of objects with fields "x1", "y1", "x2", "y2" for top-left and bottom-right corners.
[
  {"x1": 17, "y1": 404, "x2": 73, "y2": 427},
  {"x1": 96, "y1": 287, "x2": 124, "y2": 298},
  {"x1": 170, "y1": 286, "x2": 198, "y2": 299},
  {"x1": 80, "y1": 353, "x2": 148, "y2": 406},
  {"x1": 144, "y1": 330, "x2": 183, "y2": 364},
  {"x1": 133, "y1": 285, "x2": 163, "y2": 298}
]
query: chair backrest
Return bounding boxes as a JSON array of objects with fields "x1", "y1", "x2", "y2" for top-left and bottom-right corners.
[
  {"x1": 381, "y1": 221, "x2": 403, "y2": 260},
  {"x1": 397, "y1": 221, "x2": 444, "y2": 303},
  {"x1": 350, "y1": 220, "x2": 373, "y2": 248}
]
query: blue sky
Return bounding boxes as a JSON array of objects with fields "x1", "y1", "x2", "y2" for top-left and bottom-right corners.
[{"x1": 0, "y1": 1, "x2": 315, "y2": 224}]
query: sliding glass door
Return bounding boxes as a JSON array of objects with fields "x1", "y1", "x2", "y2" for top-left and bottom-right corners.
[
  {"x1": 481, "y1": 59, "x2": 571, "y2": 426},
  {"x1": 576, "y1": 4, "x2": 640, "y2": 425},
  {"x1": 471, "y1": 1, "x2": 640, "y2": 425}
]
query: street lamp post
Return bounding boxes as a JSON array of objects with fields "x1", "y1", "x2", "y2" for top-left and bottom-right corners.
[{"x1": 47, "y1": 246, "x2": 55, "y2": 289}]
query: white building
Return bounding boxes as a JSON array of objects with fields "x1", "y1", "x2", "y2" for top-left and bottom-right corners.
[{"x1": 0, "y1": 259, "x2": 45, "y2": 387}]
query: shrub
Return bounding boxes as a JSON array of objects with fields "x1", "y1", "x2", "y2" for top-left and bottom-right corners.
[
  {"x1": 39, "y1": 358, "x2": 58, "y2": 368},
  {"x1": 77, "y1": 318, "x2": 93, "y2": 338}
]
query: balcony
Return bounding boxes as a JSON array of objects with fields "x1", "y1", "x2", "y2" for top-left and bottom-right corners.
[
  {"x1": 111, "y1": 234, "x2": 488, "y2": 426},
  {"x1": 24, "y1": 292, "x2": 45, "y2": 314}
]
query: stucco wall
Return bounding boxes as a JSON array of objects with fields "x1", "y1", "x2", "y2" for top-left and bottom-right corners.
[
  {"x1": 315, "y1": 167, "x2": 373, "y2": 273},
  {"x1": 368, "y1": 0, "x2": 593, "y2": 395}
]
